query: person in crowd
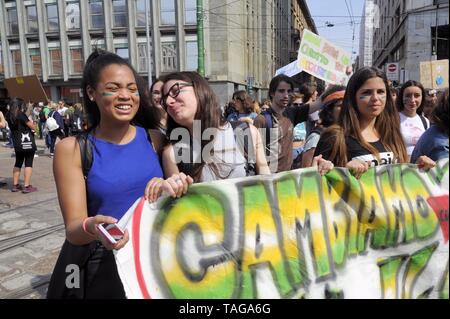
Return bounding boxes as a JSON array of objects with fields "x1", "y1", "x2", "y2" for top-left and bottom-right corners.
[
  {"x1": 398, "y1": 80, "x2": 430, "y2": 160},
  {"x1": 47, "y1": 50, "x2": 173, "y2": 298},
  {"x1": 292, "y1": 93, "x2": 306, "y2": 169},
  {"x1": 149, "y1": 78, "x2": 168, "y2": 132},
  {"x1": 390, "y1": 86, "x2": 398, "y2": 106},
  {"x1": 411, "y1": 89, "x2": 449, "y2": 163},
  {"x1": 423, "y1": 89, "x2": 439, "y2": 121},
  {"x1": 47, "y1": 102, "x2": 66, "y2": 157},
  {"x1": 0, "y1": 109, "x2": 7, "y2": 187},
  {"x1": 261, "y1": 99, "x2": 271, "y2": 111},
  {"x1": 38, "y1": 102, "x2": 49, "y2": 140},
  {"x1": 226, "y1": 90, "x2": 258, "y2": 124},
  {"x1": 253, "y1": 74, "x2": 330, "y2": 173},
  {"x1": 68, "y1": 103, "x2": 84, "y2": 136},
  {"x1": 314, "y1": 67, "x2": 434, "y2": 179},
  {"x1": 144, "y1": 71, "x2": 335, "y2": 202},
  {"x1": 145, "y1": 71, "x2": 268, "y2": 202},
  {"x1": 5, "y1": 98, "x2": 38, "y2": 193},
  {"x1": 299, "y1": 82, "x2": 319, "y2": 135},
  {"x1": 301, "y1": 85, "x2": 345, "y2": 168}
]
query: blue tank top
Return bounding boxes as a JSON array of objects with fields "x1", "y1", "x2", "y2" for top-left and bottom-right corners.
[{"x1": 87, "y1": 126, "x2": 163, "y2": 220}]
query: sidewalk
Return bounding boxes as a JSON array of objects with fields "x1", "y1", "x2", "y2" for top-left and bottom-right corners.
[{"x1": 0, "y1": 136, "x2": 64, "y2": 299}]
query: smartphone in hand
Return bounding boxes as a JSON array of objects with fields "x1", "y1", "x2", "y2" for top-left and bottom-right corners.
[{"x1": 97, "y1": 223, "x2": 124, "y2": 245}]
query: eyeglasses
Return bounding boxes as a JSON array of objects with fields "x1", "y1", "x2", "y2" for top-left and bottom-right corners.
[{"x1": 162, "y1": 82, "x2": 193, "y2": 108}]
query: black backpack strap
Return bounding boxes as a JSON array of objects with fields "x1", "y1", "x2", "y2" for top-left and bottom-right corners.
[
  {"x1": 419, "y1": 115, "x2": 428, "y2": 130},
  {"x1": 230, "y1": 121, "x2": 256, "y2": 176},
  {"x1": 76, "y1": 132, "x2": 93, "y2": 181}
]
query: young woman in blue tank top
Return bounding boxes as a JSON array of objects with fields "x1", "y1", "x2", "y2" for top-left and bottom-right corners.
[{"x1": 48, "y1": 50, "x2": 178, "y2": 298}]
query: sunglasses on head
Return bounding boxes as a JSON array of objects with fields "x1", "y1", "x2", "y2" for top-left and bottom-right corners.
[{"x1": 162, "y1": 82, "x2": 193, "y2": 109}]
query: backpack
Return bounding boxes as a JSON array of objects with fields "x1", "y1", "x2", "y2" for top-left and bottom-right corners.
[
  {"x1": 39, "y1": 109, "x2": 47, "y2": 122},
  {"x1": 46, "y1": 111, "x2": 60, "y2": 131}
]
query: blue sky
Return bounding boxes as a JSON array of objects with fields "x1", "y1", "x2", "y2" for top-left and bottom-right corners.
[{"x1": 306, "y1": 0, "x2": 365, "y2": 62}]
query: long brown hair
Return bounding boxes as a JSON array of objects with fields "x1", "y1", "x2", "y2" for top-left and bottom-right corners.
[
  {"x1": 163, "y1": 71, "x2": 226, "y2": 181},
  {"x1": 325, "y1": 67, "x2": 407, "y2": 166}
]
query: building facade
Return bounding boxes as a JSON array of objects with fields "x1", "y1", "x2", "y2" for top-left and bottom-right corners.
[
  {"x1": 0, "y1": 0, "x2": 316, "y2": 105},
  {"x1": 366, "y1": 0, "x2": 449, "y2": 84}
]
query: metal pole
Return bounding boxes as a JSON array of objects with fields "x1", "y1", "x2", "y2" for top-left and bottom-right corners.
[
  {"x1": 434, "y1": 4, "x2": 439, "y2": 60},
  {"x1": 145, "y1": 0, "x2": 153, "y2": 86},
  {"x1": 197, "y1": 0, "x2": 205, "y2": 77}
]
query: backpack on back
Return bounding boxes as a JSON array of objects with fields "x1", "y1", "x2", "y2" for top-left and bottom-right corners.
[
  {"x1": 46, "y1": 111, "x2": 60, "y2": 131},
  {"x1": 39, "y1": 109, "x2": 47, "y2": 122}
]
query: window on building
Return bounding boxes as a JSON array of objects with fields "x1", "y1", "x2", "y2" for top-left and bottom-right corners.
[
  {"x1": 7, "y1": 8, "x2": 19, "y2": 35},
  {"x1": 136, "y1": 0, "x2": 151, "y2": 27},
  {"x1": 393, "y1": 39, "x2": 405, "y2": 61},
  {"x1": 185, "y1": 40, "x2": 198, "y2": 71},
  {"x1": 89, "y1": 0, "x2": 104, "y2": 29},
  {"x1": 49, "y1": 48, "x2": 63, "y2": 75},
  {"x1": 66, "y1": 1, "x2": 81, "y2": 30},
  {"x1": 160, "y1": 0, "x2": 176, "y2": 25},
  {"x1": 70, "y1": 47, "x2": 83, "y2": 74},
  {"x1": 26, "y1": 6, "x2": 38, "y2": 33},
  {"x1": 184, "y1": 0, "x2": 196, "y2": 25},
  {"x1": 11, "y1": 50, "x2": 22, "y2": 76},
  {"x1": 137, "y1": 42, "x2": 153, "y2": 72},
  {"x1": 161, "y1": 40, "x2": 177, "y2": 72},
  {"x1": 29, "y1": 48, "x2": 42, "y2": 76},
  {"x1": 47, "y1": 4, "x2": 59, "y2": 31},
  {"x1": 115, "y1": 46, "x2": 129, "y2": 61},
  {"x1": 112, "y1": 0, "x2": 127, "y2": 28}
]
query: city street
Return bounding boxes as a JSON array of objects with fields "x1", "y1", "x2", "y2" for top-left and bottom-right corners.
[{"x1": 0, "y1": 138, "x2": 64, "y2": 299}]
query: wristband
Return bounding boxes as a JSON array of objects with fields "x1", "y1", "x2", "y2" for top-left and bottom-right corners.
[{"x1": 82, "y1": 217, "x2": 96, "y2": 236}]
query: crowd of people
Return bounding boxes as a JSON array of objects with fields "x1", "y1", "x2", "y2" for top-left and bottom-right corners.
[{"x1": 0, "y1": 49, "x2": 446, "y2": 298}]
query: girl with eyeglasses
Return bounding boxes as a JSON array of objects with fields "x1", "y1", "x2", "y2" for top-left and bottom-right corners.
[{"x1": 145, "y1": 71, "x2": 272, "y2": 202}]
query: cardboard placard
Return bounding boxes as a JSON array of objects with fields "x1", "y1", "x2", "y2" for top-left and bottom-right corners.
[{"x1": 4, "y1": 74, "x2": 48, "y2": 103}]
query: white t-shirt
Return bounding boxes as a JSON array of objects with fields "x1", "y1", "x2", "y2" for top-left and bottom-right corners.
[{"x1": 399, "y1": 112, "x2": 429, "y2": 156}]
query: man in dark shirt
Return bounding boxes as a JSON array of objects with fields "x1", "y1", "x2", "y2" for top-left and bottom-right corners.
[{"x1": 253, "y1": 75, "x2": 323, "y2": 173}]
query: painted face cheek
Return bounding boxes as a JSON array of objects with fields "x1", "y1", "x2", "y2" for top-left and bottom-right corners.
[
  {"x1": 102, "y1": 92, "x2": 115, "y2": 97},
  {"x1": 359, "y1": 95, "x2": 370, "y2": 101},
  {"x1": 379, "y1": 94, "x2": 386, "y2": 101}
]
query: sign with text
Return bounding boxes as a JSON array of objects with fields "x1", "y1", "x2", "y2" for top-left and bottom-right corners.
[
  {"x1": 297, "y1": 29, "x2": 352, "y2": 85},
  {"x1": 420, "y1": 59, "x2": 449, "y2": 89},
  {"x1": 275, "y1": 59, "x2": 302, "y2": 77},
  {"x1": 386, "y1": 62, "x2": 399, "y2": 82},
  {"x1": 116, "y1": 160, "x2": 449, "y2": 299}
]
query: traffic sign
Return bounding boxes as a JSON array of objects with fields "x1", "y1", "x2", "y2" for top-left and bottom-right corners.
[{"x1": 386, "y1": 62, "x2": 399, "y2": 82}]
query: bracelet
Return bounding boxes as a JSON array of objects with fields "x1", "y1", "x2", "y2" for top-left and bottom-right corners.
[{"x1": 82, "y1": 217, "x2": 96, "y2": 237}]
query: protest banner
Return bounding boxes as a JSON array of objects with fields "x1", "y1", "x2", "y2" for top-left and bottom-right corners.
[
  {"x1": 297, "y1": 29, "x2": 352, "y2": 85},
  {"x1": 116, "y1": 160, "x2": 449, "y2": 299},
  {"x1": 275, "y1": 60, "x2": 302, "y2": 77},
  {"x1": 4, "y1": 74, "x2": 48, "y2": 103},
  {"x1": 420, "y1": 59, "x2": 449, "y2": 89}
]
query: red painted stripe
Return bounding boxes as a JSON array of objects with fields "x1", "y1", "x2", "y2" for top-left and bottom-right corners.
[{"x1": 132, "y1": 197, "x2": 152, "y2": 299}]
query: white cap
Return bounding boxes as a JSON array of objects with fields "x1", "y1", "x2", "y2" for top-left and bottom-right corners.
[{"x1": 38, "y1": 102, "x2": 44, "y2": 107}]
